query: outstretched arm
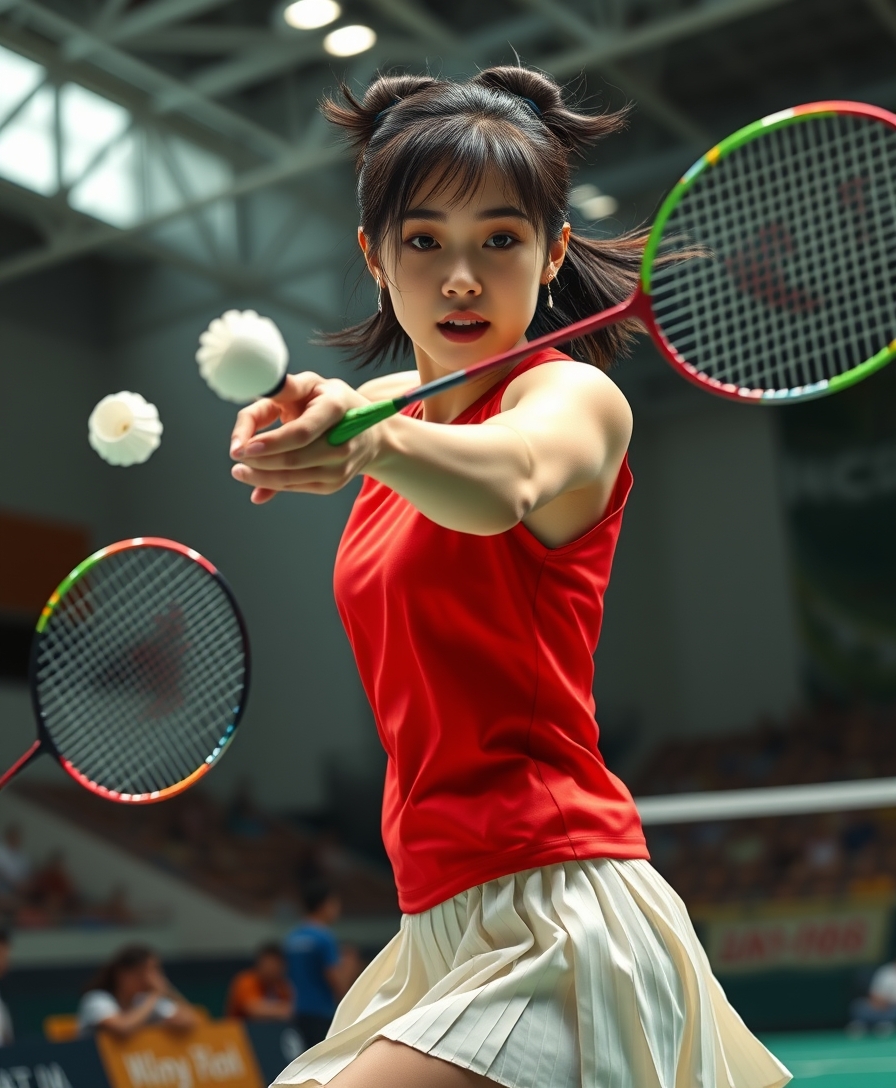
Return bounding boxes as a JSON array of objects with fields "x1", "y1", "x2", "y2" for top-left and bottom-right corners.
[{"x1": 230, "y1": 362, "x2": 631, "y2": 537}]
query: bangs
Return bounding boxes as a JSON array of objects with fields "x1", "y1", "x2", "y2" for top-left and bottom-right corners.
[{"x1": 361, "y1": 112, "x2": 566, "y2": 248}]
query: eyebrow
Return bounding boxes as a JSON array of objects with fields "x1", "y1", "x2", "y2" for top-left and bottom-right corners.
[{"x1": 402, "y1": 205, "x2": 530, "y2": 222}]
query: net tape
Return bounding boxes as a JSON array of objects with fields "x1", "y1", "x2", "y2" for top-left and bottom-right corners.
[
  {"x1": 650, "y1": 113, "x2": 896, "y2": 392},
  {"x1": 636, "y1": 777, "x2": 896, "y2": 826},
  {"x1": 33, "y1": 547, "x2": 246, "y2": 797}
]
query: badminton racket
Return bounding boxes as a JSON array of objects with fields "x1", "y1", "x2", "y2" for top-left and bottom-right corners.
[
  {"x1": 1, "y1": 537, "x2": 250, "y2": 804},
  {"x1": 328, "y1": 99, "x2": 896, "y2": 444}
]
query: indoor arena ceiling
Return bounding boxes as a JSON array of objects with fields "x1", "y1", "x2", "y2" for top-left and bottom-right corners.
[{"x1": 0, "y1": 0, "x2": 894, "y2": 319}]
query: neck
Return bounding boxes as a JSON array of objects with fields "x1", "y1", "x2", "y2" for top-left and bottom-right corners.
[{"x1": 413, "y1": 337, "x2": 527, "y2": 424}]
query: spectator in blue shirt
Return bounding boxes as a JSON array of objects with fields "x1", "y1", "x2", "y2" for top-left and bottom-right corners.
[{"x1": 285, "y1": 879, "x2": 352, "y2": 1047}]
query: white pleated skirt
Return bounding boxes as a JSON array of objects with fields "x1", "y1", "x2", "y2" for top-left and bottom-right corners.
[{"x1": 274, "y1": 858, "x2": 791, "y2": 1088}]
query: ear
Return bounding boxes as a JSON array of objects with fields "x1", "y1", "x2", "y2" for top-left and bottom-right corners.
[
  {"x1": 542, "y1": 222, "x2": 571, "y2": 284},
  {"x1": 358, "y1": 227, "x2": 382, "y2": 284}
]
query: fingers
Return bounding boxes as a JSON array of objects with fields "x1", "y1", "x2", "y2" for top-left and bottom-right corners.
[
  {"x1": 236, "y1": 436, "x2": 345, "y2": 472},
  {"x1": 229, "y1": 372, "x2": 327, "y2": 456},
  {"x1": 232, "y1": 461, "x2": 349, "y2": 493},
  {"x1": 230, "y1": 399, "x2": 281, "y2": 454},
  {"x1": 240, "y1": 385, "x2": 349, "y2": 457}
]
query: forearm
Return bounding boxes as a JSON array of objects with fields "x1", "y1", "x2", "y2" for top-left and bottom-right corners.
[
  {"x1": 99, "y1": 996, "x2": 158, "y2": 1037},
  {"x1": 367, "y1": 413, "x2": 538, "y2": 535}
]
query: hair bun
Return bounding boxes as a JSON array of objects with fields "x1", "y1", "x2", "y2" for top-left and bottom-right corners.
[
  {"x1": 471, "y1": 66, "x2": 628, "y2": 156},
  {"x1": 321, "y1": 74, "x2": 443, "y2": 159}
]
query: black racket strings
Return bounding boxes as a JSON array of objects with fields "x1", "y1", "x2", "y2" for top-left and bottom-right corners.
[
  {"x1": 40, "y1": 552, "x2": 245, "y2": 796},
  {"x1": 34, "y1": 548, "x2": 246, "y2": 796},
  {"x1": 37, "y1": 552, "x2": 244, "y2": 795},
  {"x1": 35, "y1": 551, "x2": 242, "y2": 795},
  {"x1": 650, "y1": 113, "x2": 896, "y2": 392}
]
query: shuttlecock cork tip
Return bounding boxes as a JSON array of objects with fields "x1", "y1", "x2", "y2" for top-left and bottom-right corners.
[
  {"x1": 88, "y1": 392, "x2": 163, "y2": 467},
  {"x1": 196, "y1": 309, "x2": 289, "y2": 403}
]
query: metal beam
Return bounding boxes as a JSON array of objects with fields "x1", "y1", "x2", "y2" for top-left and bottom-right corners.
[
  {"x1": 107, "y1": 0, "x2": 238, "y2": 45},
  {"x1": 362, "y1": 0, "x2": 460, "y2": 49},
  {"x1": 0, "y1": 139, "x2": 347, "y2": 286},
  {"x1": 511, "y1": 0, "x2": 710, "y2": 144},
  {"x1": 3, "y1": 0, "x2": 291, "y2": 158},
  {"x1": 157, "y1": 36, "x2": 326, "y2": 109},
  {"x1": 127, "y1": 27, "x2": 279, "y2": 54},
  {"x1": 537, "y1": 0, "x2": 800, "y2": 79},
  {"x1": 0, "y1": 175, "x2": 337, "y2": 325}
]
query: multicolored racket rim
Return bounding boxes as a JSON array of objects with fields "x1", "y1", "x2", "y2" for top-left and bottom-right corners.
[
  {"x1": 28, "y1": 536, "x2": 250, "y2": 804},
  {"x1": 638, "y1": 100, "x2": 896, "y2": 403},
  {"x1": 327, "y1": 99, "x2": 896, "y2": 445}
]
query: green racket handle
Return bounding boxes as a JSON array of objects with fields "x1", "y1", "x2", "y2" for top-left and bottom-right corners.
[{"x1": 327, "y1": 399, "x2": 401, "y2": 445}]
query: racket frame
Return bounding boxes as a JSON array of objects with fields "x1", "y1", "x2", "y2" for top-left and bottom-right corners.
[
  {"x1": 327, "y1": 98, "x2": 896, "y2": 443},
  {"x1": 642, "y1": 100, "x2": 896, "y2": 404},
  {"x1": 26, "y1": 536, "x2": 251, "y2": 804}
]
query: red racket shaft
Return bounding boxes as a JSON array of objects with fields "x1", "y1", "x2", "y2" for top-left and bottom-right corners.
[
  {"x1": 0, "y1": 740, "x2": 44, "y2": 791},
  {"x1": 327, "y1": 289, "x2": 649, "y2": 444}
]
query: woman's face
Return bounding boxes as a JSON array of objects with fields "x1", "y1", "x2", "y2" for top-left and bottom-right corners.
[{"x1": 365, "y1": 167, "x2": 568, "y2": 375}]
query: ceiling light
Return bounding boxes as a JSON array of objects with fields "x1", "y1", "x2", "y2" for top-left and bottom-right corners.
[
  {"x1": 579, "y1": 195, "x2": 618, "y2": 220},
  {"x1": 324, "y1": 24, "x2": 376, "y2": 56},
  {"x1": 569, "y1": 183, "x2": 618, "y2": 221},
  {"x1": 282, "y1": 0, "x2": 341, "y2": 30}
]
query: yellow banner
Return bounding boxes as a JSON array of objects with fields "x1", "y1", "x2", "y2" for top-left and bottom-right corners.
[{"x1": 97, "y1": 1020, "x2": 265, "y2": 1088}]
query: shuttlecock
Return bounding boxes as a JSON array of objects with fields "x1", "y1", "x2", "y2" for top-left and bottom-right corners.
[
  {"x1": 88, "y1": 392, "x2": 163, "y2": 467},
  {"x1": 196, "y1": 309, "x2": 289, "y2": 403}
]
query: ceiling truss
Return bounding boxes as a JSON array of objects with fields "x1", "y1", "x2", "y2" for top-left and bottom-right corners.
[{"x1": 0, "y1": 0, "x2": 883, "y2": 316}]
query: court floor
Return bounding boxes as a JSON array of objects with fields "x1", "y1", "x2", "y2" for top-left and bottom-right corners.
[{"x1": 763, "y1": 1032, "x2": 896, "y2": 1087}]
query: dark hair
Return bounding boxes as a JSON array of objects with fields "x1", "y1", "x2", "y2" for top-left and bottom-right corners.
[
  {"x1": 256, "y1": 941, "x2": 285, "y2": 961},
  {"x1": 300, "y1": 877, "x2": 337, "y2": 915},
  {"x1": 319, "y1": 66, "x2": 647, "y2": 371},
  {"x1": 0, "y1": 926, "x2": 11, "y2": 946},
  {"x1": 82, "y1": 944, "x2": 155, "y2": 996}
]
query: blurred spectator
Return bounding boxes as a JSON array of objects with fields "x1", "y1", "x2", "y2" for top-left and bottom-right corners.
[
  {"x1": 848, "y1": 957, "x2": 896, "y2": 1036},
  {"x1": 0, "y1": 928, "x2": 13, "y2": 1045},
  {"x1": 27, "y1": 850, "x2": 79, "y2": 921},
  {"x1": 226, "y1": 944, "x2": 294, "y2": 1021},
  {"x1": 78, "y1": 945, "x2": 200, "y2": 1037},
  {"x1": 285, "y1": 879, "x2": 358, "y2": 1047},
  {"x1": 0, "y1": 828, "x2": 30, "y2": 896}
]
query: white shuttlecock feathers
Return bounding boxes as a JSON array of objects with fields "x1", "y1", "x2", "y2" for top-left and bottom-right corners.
[
  {"x1": 88, "y1": 392, "x2": 163, "y2": 467},
  {"x1": 196, "y1": 309, "x2": 289, "y2": 403}
]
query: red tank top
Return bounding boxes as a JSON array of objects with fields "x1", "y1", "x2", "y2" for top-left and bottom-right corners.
[{"x1": 333, "y1": 349, "x2": 648, "y2": 913}]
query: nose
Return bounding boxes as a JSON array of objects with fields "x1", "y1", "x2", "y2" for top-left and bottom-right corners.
[{"x1": 442, "y1": 256, "x2": 481, "y2": 298}]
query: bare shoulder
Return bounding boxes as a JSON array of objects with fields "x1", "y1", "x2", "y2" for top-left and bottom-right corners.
[
  {"x1": 502, "y1": 360, "x2": 632, "y2": 444},
  {"x1": 357, "y1": 369, "x2": 420, "y2": 402}
]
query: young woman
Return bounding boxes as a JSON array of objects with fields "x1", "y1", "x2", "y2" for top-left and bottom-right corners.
[
  {"x1": 78, "y1": 945, "x2": 199, "y2": 1037},
  {"x1": 230, "y1": 66, "x2": 791, "y2": 1088}
]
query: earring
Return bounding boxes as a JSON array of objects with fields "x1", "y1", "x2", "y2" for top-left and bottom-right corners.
[
  {"x1": 377, "y1": 281, "x2": 383, "y2": 313},
  {"x1": 546, "y1": 275, "x2": 554, "y2": 310}
]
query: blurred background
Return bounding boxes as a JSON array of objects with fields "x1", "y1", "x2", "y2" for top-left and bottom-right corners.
[{"x1": 0, "y1": 0, "x2": 895, "y2": 1080}]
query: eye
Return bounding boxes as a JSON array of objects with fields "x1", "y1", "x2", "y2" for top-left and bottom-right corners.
[
  {"x1": 485, "y1": 233, "x2": 517, "y2": 249},
  {"x1": 407, "y1": 234, "x2": 439, "y2": 250}
]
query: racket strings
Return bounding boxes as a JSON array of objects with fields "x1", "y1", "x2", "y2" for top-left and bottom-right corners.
[
  {"x1": 650, "y1": 113, "x2": 896, "y2": 393},
  {"x1": 34, "y1": 548, "x2": 246, "y2": 798},
  {"x1": 38, "y1": 557, "x2": 234, "y2": 794},
  {"x1": 45, "y1": 570, "x2": 244, "y2": 796}
]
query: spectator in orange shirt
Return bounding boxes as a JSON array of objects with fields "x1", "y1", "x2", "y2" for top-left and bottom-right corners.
[{"x1": 226, "y1": 944, "x2": 294, "y2": 1021}]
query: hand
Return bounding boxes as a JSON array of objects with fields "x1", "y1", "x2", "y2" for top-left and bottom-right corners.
[
  {"x1": 230, "y1": 373, "x2": 380, "y2": 504},
  {"x1": 144, "y1": 962, "x2": 169, "y2": 996}
]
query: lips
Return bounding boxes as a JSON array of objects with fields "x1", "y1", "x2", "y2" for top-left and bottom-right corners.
[{"x1": 437, "y1": 311, "x2": 490, "y2": 343}]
